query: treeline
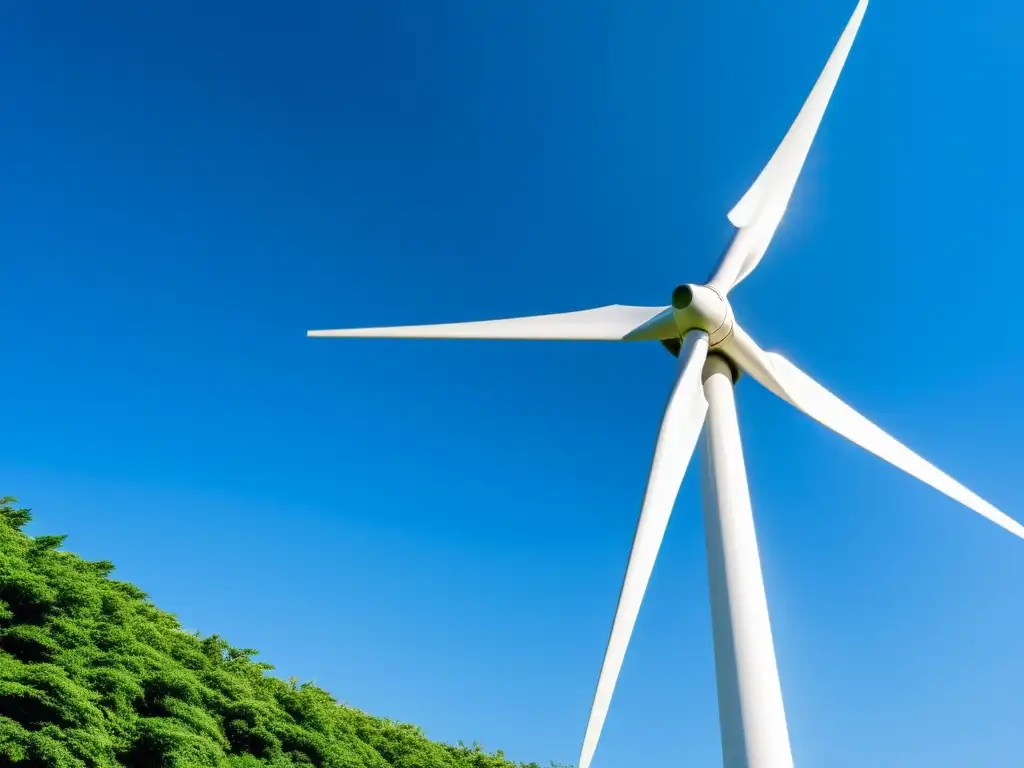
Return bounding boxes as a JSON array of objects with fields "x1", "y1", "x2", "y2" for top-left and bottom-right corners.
[{"x1": 0, "y1": 497, "x2": 568, "y2": 768}]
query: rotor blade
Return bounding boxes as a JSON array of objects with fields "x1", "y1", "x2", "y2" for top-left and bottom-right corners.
[
  {"x1": 308, "y1": 304, "x2": 676, "y2": 341},
  {"x1": 714, "y1": 0, "x2": 869, "y2": 292},
  {"x1": 725, "y1": 326, "x2": 1024, "y2": 541},
  {"x1": 579, "y1": 333, "x2": 710, "y2": 768}
]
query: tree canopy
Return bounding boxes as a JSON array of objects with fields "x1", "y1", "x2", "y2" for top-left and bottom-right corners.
[{"x1": 0, "y1": 497, "x2": 567, "y2": 768}]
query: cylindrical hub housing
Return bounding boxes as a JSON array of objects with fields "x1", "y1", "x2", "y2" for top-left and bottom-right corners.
[{"x1": 672, "y1": 284, "x2": 733, "y2": 346}]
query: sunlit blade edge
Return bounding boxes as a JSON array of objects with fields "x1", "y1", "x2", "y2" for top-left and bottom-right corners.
[
  {"x1": 307, "y1": 304, "x2": 672, "y2": 341},
  {"x1": 724, "y1": 326, "x2": 1024, "y2": 541}
]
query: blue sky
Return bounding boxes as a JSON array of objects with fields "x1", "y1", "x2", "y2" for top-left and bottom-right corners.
[{"x1": 3, "y1": 0, "x2": 1023, "y2": 765}]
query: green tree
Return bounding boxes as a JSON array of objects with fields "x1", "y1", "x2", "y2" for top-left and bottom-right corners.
[{"x1": 0, "y1": 497, "x2": 570, "y2": 768}]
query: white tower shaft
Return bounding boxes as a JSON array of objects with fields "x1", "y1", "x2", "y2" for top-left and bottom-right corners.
[{"x1": 700, "y1": 355, "x2": 793, "y2": 768}]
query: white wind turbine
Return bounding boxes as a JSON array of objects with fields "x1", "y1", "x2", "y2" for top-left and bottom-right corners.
[{"x1": 308, "y1": 1, "x2": 1024, "y2": 766}]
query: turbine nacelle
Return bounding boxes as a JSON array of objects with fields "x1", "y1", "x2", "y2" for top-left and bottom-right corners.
[{"x1": 672, "y1": 284, "x2": 733, "y2": 347}]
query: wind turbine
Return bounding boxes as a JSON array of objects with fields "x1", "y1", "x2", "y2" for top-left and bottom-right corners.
[{"x1": 308, "y1": 1, "x2": 1024, "y2": 766}]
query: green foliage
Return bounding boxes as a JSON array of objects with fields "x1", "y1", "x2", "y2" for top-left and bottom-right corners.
[{"x1": 0, "y1": 497, "x2": 569, "y2": 768}]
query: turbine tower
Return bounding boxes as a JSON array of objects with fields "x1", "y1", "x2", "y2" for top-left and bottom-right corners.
[{"x1": 309, "y1": 2, "x2": 1023, "y2": 765}]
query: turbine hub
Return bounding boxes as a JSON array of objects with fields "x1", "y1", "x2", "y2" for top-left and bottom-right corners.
[{"x1": 672, "y1": 284, "x2": 733, "y2": 346}]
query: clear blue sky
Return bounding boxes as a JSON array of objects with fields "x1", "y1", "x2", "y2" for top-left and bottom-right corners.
[{"x1": 3, "y1": 1, "x2": 1023, "y2": 765}]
